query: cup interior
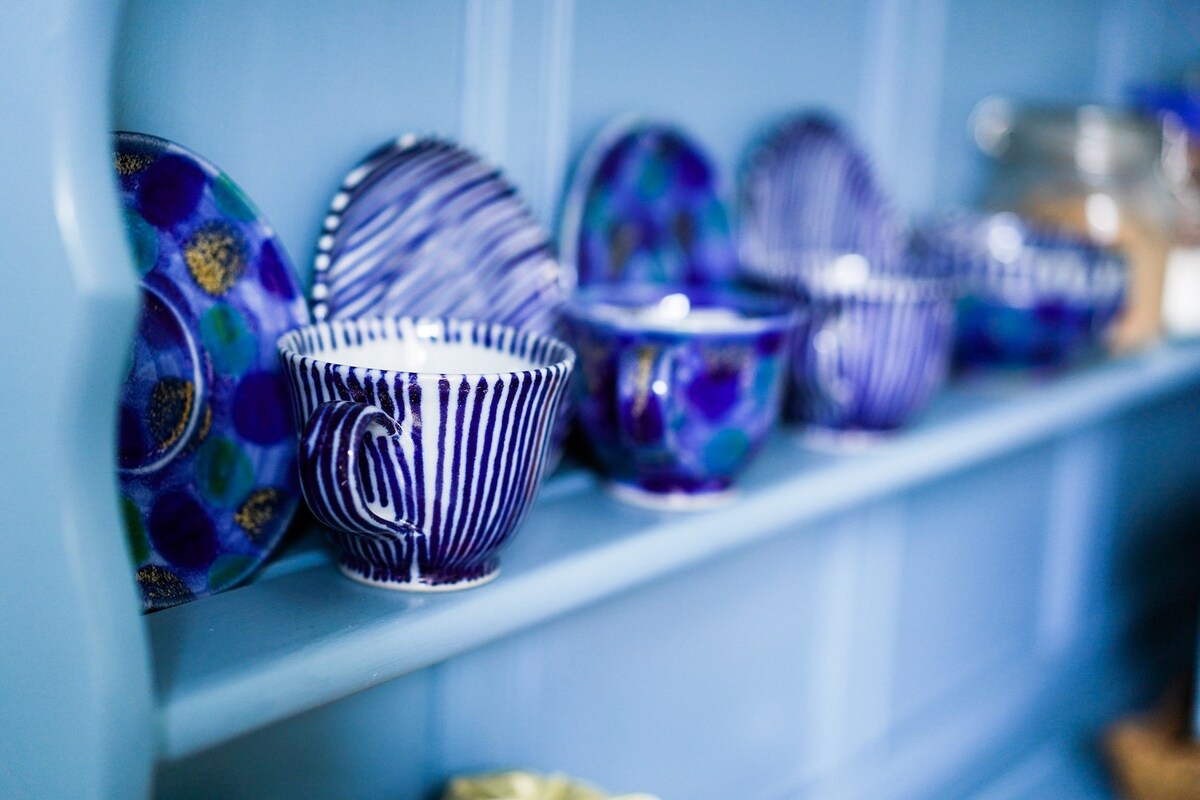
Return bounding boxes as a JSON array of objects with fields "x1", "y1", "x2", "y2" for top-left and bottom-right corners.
[
  {"x1": 329, "y1": 338, "x2": 534, "y2": 374},
  {"x1": 788, "y1": 254, "x2": 951, "y2": 305},
  {"x1": 917, "y1": 211, "x2": 1126, "y2": 298},
  {"x1": 565, "y1": 284, "x2": 793, "y2": 333},
  {"x1": 278, "y1": 317, "x2": 572, "y2": 376}
]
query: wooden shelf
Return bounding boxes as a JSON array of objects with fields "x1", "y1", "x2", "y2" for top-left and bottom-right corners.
[{"x1": 147, "y1": 341, "x2": 1200, "y2": 760}]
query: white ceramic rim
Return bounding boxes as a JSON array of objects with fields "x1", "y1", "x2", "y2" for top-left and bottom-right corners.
[{"x1": 277, "y1": 316, "x2": 575, "y2": 382}]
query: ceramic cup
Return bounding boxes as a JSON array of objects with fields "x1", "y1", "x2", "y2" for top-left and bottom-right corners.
[
  {"x1": 562, "y1": 285, "x2": 794, "y2": 510},
  {"x1": 781, "y1": 255, "x2": 955, "y2": 445},
  {"x1": 913, "y1": 211, "x2": 1127, "y2": 367},
  {"x1": 278, "y1": 317, "x2": 575, "y2": 590}
]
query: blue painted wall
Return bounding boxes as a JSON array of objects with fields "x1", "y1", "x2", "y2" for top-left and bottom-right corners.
[{"x1": 113, "y1": 1, "x2": 1200, "y2": 289}]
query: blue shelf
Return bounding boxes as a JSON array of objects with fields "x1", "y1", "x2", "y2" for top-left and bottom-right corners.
[{"x1": 148, "y1": 340, "x2": 1200, "y2": 760}]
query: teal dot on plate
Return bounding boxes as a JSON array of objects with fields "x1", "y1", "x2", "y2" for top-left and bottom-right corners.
[
  {"x1": 753, "y1": 359, "x2": 779, "y2": 399},
  {"x1": 207, "y1": 553, "x2": 258, "y2": 591},
  {"x1": 703, "y1": 428, "x2": 751, "y2": 475},
  {"x1": 200, "y1": 302, "x2": 255, "y2": 376},
  {"x1": 194, "y1": 435, "x2": 255, "y2": 510},
  {"x1": 212, "y1": 172, "x2": 257, "y2": 221},
  {"x1": 122, "y1": 208, "x2": 159, "y2": 275},
  {"x1": 121, "y1": 495, "x2": 151, "y2": 565},
  {"x1": 639, "y1": 158, "x2": 669, "y2": 196}
]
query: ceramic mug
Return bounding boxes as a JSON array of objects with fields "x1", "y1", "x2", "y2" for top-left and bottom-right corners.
[
  {"x1": 781, "y1": 256, "x2": 954, "y2": 444},
  {"x1": 562, "y1": 285, "x2": 794, "y2": 510},
  {"x1": 278, "y1": 317, "x2": 575, "y2": 590}
]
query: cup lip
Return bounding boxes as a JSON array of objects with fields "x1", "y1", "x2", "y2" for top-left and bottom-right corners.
[
  {"x1": 914, "y1": 210, "x2": 1128, "y2": 304},
  {"x1": 276, "y1": 315, "x2": 576, "y2": 381},
  {"x1": 743, "y1": 258, "x2": 951, "y2": 306},
  {"x1": 563, "y1": 283, "x2": 796, "y2": 334},
  {"x1": 916, "y1": 210, "x2": 1122, "y2": 259}
]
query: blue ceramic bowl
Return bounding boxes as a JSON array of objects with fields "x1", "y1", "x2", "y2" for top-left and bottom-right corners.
[
  {"x1": 914, "y1": 212, "x2": 1127, "y2": 367},
  {"x1": 769, "y1": 256, "x2": 955, "y2": 440},
  {"x1": 562, "y1": 285, "x2": 794, "y2": 509}
]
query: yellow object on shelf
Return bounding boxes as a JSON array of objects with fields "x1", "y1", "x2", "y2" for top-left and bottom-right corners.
[{"x1": 442, "y1": 771, "x2": 660, "y2": 800}]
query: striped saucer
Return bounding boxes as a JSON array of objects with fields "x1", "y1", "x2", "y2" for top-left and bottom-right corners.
[{"x1": 311, "y1": 134, "x2": 570, "y2": 336}]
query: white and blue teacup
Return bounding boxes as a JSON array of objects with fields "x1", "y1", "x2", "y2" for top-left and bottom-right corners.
[
  {"x1": 563, "y1": 285, "x2": 794, "y2": 510},
  {"x1": 780, "y1": 255, "x2": 955, "y2": 444},
  {"x1": 278, "y1": 317, "x2": 575, "y2": 590}
]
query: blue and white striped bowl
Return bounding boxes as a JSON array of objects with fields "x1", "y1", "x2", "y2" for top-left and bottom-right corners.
[
  {"x1": 914, "y1": 212, "x2": 1127, "y2": 367},
  {"x1": 762, "y1": 258, "x2": 955, "y2": 439},
  {"x1": 278, "y1": 317, "x2": 575, "y2": 591}
]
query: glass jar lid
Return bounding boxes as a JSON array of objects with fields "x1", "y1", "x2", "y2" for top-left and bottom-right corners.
[{"x1": 973, "y1": 98, "x2": 1163, "y2": 176}]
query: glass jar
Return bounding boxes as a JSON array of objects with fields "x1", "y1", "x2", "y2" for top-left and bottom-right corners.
[{"x1": 972, "y1": 100, "x2": 1178, "y2": 351}]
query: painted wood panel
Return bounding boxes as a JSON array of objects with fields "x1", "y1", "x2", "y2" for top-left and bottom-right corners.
[
  {"x1": 154, "y1": 671, "x2": 438, "y2": 800},
  {"x1": 565, "y1": 0, "x2": 873, "y2": 204},
  {"x1": 0, "y1": 2, "x2": 156, "y2": 797},
  {"x1": 890, "y1": 447, "x2": 1050, "y2": 726}
]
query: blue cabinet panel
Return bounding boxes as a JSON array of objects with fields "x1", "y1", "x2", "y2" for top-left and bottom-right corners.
[
  {"x1": 155, "y1": 671, "x2": 438, "y2": 800},
  {"x1": 438, "y1": 531, "x2": 827, "y2": 799},
  {"x1": 890, "y1": 448, "x2": 1050, "y2": 726},
  {"x1": 567, "y1": 0, "x2": 872, "y2": 204},
  {"x1": 0, "y1": 2, "x2": 155, "y2": 797},
  {"x1": 1105, "y1": 394, "x2": 1200, "y2": 646}
]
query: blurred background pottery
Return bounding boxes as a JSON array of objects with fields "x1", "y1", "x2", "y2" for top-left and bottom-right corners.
[
  {"x1": 779, "y1": 256, "x2": 954, "y2": 443},
  {"x1": 560, "y1": 116, "x2": 738, "y2": 287},
  {"x1": 972, "y1": 100, "x2": 1176, "y2": 352},
  {"x1": 738, "y1": 112, "x2": 907, "y2": 286},
  {"x1": 563, "y1": 285, "x2": 792, "y2": 509},
  {"x1": 442, "y1": 770, "x2": 660, "y2": 800},
  {"x1": 916, "y1": 211, "x2": 1127, "y2": 368},
  {"x1": 278, "y1": 317, "x2": 574, "y2": 590}
]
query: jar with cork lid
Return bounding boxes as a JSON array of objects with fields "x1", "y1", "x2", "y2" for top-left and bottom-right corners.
[{"x1": 972, "y1": 99, "x2": 1177, "y2": 351}]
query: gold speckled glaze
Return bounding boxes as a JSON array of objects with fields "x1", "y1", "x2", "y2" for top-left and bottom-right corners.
[
  {"x1": 185, "y1": 220, "x2": 247, "y2": 296},
  {"x1": 135, "y1": 565, "x2": 192, "y2": 604},
  {"x1": 234, "y1": 487, "x2": 285, "y2": 540},
  {"x1": 147, "y1": 377, "x2": 195, "y2": 454}
]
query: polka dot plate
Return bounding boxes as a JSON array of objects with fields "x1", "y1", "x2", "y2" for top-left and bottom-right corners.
[
  {"x1": 114, "y1": 131, "x2": 310, "y2": 611},
  {"x1": 559, "y1": 116, "x2": 738, "y2": 287}
]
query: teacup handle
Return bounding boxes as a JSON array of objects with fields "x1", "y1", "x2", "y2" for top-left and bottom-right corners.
[
  {"x1": 813, "y1": 313, "x2": 856, "y2": 416},
  {"x1": 617, "y1": 344, "x2": 678, "y2": 453},
  {"x1": 299, "y1": 400, "x2": 419, "y2": 537}
]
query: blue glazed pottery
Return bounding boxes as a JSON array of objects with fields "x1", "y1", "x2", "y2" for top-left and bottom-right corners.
[
  {"x1": 739, "y1": 113, "x2": 907, "y2": 286},
  {"x1": 114, "y1": 132, "x2": 311, "y2": 611},
  {"x1": 278, "y1": 317, "x2": 575, "y2": 590},
  {"x1": 562, "y1": 285, "x2": 793, "y2": 509},
  {"x1": 310, "y1": 135, "x2": 569, "y2": 330},
  {"x1": 560, "y1": 116, "x2": 738, "y2": 286},
  {"x1": 915, "y1": 212, "x2": 1127, "y2": 367},
  {"x1": 779, "y1": 256, "x2": 954, "y2": 442},
  {"x1": 312, "y1": 135, "x2": 573, "y2": 468}
]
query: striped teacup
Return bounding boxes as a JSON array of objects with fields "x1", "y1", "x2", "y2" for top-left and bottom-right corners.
[{"x1": 278, "y1": 317, "x2": 575, "y2": 591}]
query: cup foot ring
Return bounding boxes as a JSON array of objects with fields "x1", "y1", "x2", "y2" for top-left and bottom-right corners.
[
  {"x1": 798, "y1": 425, "x2": 897, "y2": 453},
  {"x1": 605, "y1": 481, "x2": 738, "y2": 512},
  {"x1": 337, "y1": 561, "x2": 500, "y2": 592}
]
